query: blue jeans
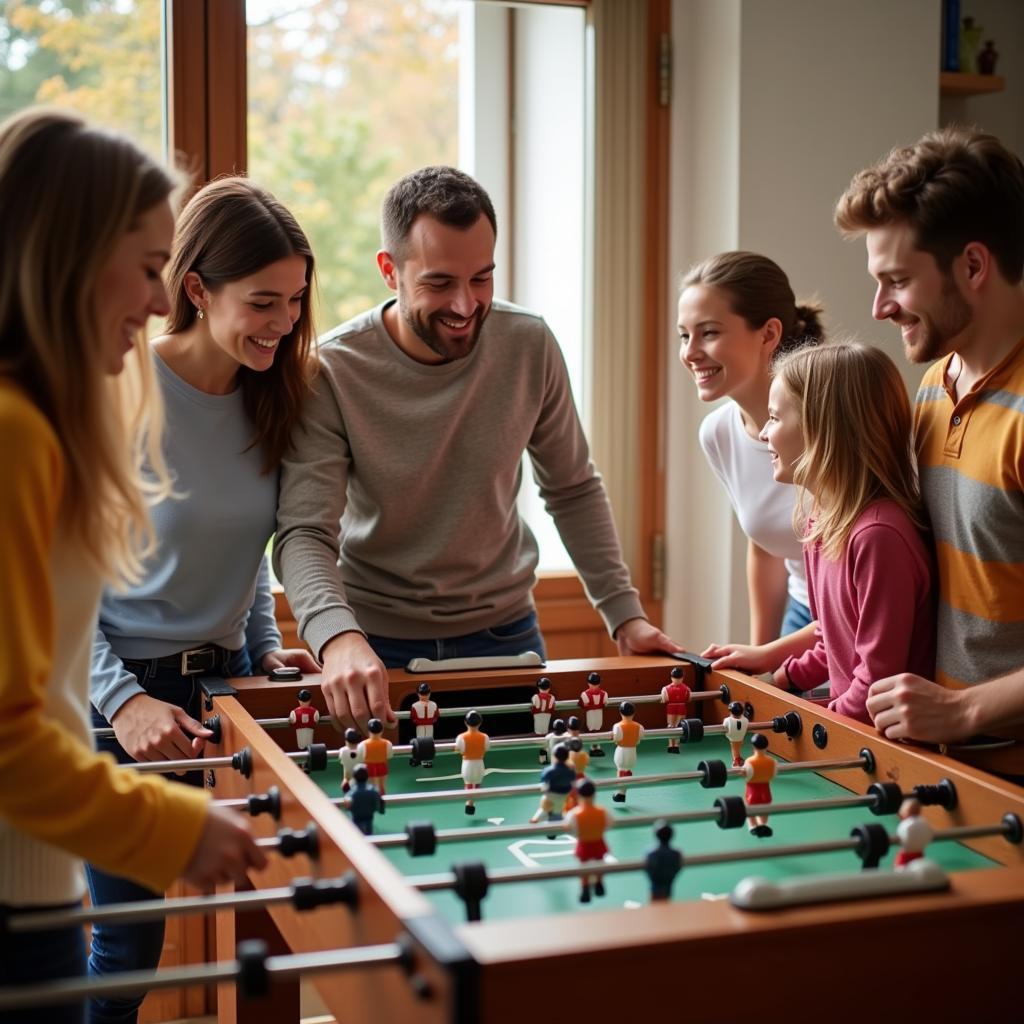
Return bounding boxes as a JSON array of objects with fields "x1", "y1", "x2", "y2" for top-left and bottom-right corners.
[
  {"x1": 85, "y1": 647, "x2": 250, "y2": 1024},
  {"x1": 366, "y1": 612, "x2": 546, "y2": 669},
  {"x1": 0, "y1": 900, "x2": 86, "y2": 1024},
  {"x1": 780, "y1": 595, "x2": 813, "y2": 637}
]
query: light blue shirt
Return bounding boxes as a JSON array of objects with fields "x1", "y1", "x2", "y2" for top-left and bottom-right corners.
[{"x1": 91, "y1": 351, "x2": 282, "y2": 721}]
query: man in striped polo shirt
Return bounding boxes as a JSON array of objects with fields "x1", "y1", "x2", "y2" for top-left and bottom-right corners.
[{"x1": 835, "y1": 128, "x2": 1024, "y2": 775}]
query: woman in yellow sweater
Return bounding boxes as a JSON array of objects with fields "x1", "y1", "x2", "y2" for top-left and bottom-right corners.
[{"x1": 0, "y1": 109, "x2": 265, "y2": 1021}]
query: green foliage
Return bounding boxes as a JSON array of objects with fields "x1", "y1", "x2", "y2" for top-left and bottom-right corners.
[{"x1": 1, "y1": 0, "x2": 461, "y2": 329}]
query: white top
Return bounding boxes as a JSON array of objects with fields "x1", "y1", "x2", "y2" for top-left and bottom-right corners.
[
  {"x1": 723, "y1": 716, "x2": 749, "y2": 743},
  {"x1": 897, "y1": 815, "x2": 935, "y2": 855},
  {"x1": 699, "y1": 403, "x2": 809, "y2": 608}
]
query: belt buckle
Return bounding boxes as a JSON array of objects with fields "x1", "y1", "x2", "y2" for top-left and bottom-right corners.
[{"x1": 181, "y1": 647, "x2": 216, "y2": 675}]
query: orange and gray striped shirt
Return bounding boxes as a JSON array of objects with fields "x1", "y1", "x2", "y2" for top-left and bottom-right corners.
[{"x1": 915, "y1": 340, "x2": 1024, "y2": 765}]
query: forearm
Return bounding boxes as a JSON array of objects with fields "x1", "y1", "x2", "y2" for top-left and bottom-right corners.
[
  {"x1": 245, "y1": 556, "x2": 283, "y2": 665},
  {"x1": 91, "y1": 624, "x2": 144, "y2": 723},
  {"x1": 747, "y1": 541, "x2": 789, "y2": 645},
  {"x1": 963, "y1": 667, "x2": 1024, "y2": 735}
]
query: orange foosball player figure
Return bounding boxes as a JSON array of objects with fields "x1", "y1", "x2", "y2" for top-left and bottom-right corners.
[
  {"x1": 357, "y1": 718, "x2": 393, "y2": 796},
  {"x1": 456, "y1": 711, "x2": 491, "y2": 815},
  {"x1": 743, "y1": 732, "x2": 776, "y2": 838},
  {"x1": 564, "y1": 779, "x2": 611, "y2": 903},
  {"x1": 612, "y1": 701, "x2": 644, "y2": 803},
  {"x1": 660, "y1": 667, "x2": 691, "y2": 753}
]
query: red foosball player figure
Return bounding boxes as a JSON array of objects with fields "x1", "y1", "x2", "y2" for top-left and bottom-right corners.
[
  {"x1": 456, "y1": 711, "x2": 491, "y2": 816},
  {"x1": 357, "y1": 718, "x2": 393, "y2": 796},
  {"x1": 410, "y1": 682, "x2": 439, "y2": 767},
  {"x1": 612, "y1": 701, "x2": 644, "y2": 803},
  {"x1": 723, "y1": 701, "x2": 750, "y2": 767},
  {"x1": 339, "y1": 728, "x2": 362, "y2": 794},
  {"x1": 532, "y1": 677, "x2": 557, "y2": 764},
  {"x1": 895, "y1": 797, "x2": 935, "y2": 868},
  {"x1": 579, "y1": 672, "x2": 608, "y2": 758},
  {"x1": 564, "y1": 779, "x2": 611, "y2": 903},
  {"x1": 289, "y1": 688, "x2": 320, "y2": 758},
  {"x1": 743, "y1": 733, "x2": 776, "y2": 838},
  {"x1": 660, "y1": 667, "x2": 691, "y2": 753}
]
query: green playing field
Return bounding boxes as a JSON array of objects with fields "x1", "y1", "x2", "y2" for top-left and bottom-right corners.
[{"x1": 315, "y1": 734, "x2": 994, "y2": 924}]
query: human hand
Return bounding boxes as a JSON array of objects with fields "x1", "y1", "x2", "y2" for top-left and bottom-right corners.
[
  {"x1": 701, "y1": 642, "x2": 776, "y2": 674},
  {"x1": 320, "y1": 632, "x2": 396, "y2": 734},
  {"x1": 261, "y1": 647, "x2": 321, "y2": 674},
  {"x1": 111, "y1": 693, "x2": 212, "y2": 763},
  {"x1": 614, "y1": 618, "x2": 684, "y2": 657},
  {"x1": 183, "y1": 804, "x2": 267, "y2": 889},
  {"x1": 866, "y1": 673, "x2": 971, "y2": 743}
]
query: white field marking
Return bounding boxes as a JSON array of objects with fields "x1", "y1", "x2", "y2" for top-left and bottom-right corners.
[
  {"x1": 624, "y1": 900, "x2": 643, "y2": 910},
  {"x1": 487, "y1": 818, "x2": 506, "y2": 826},
  {"x1": 507, "y1": 837, "x2": 620, "y2": 869},
  {"x1": 415, "y1": 766, "x2": 540, "y2": 784},
  {"x1": 700, "y1": 891, "x2": 730, "y2": 901}
]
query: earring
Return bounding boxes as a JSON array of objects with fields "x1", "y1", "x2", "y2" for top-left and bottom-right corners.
[{"x1": 196, "y1": 308, "x2": 205, "y2": 320}]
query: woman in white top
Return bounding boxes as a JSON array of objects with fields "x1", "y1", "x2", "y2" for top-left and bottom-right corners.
[{"x1": 678, "y1": 251, "x2": 824, "y2": 645}]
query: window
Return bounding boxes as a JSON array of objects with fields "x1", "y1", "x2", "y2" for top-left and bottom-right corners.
[
  {"x1": 246, "y1": 0, "x2": 587, "y2": 571},
  {"x1": 0, "y1": 0, "x2": 166, "y2": 158}
]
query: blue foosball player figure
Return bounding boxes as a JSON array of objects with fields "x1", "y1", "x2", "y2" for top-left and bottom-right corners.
[
  {"x1": 645, "y1": 820, "x2": 683, "y2": 901},
  {"x1": 345, "y1": 765, "x2": 383, "y2": 836}
]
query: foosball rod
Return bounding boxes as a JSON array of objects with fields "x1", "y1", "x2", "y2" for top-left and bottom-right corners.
[
  {"x1": 126, "y1": 717, "x2": 792, "y2": 775},
  {"x1": 212, "y1": 752, "x2": 878, "y2": 814},
  {"x1": 0, "y1": 940, "x2": 405, "y2": 1013},
  {"x1": 367, "y1": 784, "x2": 946, "y2": 851},
  {"x1": 407, "y1": 817, "x2": 1022, "y2": 893},
  {"x1": 4, "y1": 875, "x2": 357, "y2": 932},
  {"x1": 93, "y1": 688, "x2": 728, "y2": 740}
]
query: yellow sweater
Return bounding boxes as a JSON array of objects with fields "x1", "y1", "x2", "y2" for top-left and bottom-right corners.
[{"x1": 0, "y1": 381, "x2": 209, "y2": 906}]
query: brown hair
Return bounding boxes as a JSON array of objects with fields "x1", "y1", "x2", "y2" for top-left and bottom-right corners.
[
  {"x1": 0, "y1": 107, "x2": 175, "y2": 583},
  {"x1": 773, "y1": 343, "x2": 927, "y2": 560},
  {"x1": 381, "y1": 166, "x2": 497, "y2": 262},
  {"x1": 835, "y1": 127, "x2": 1024, "y2": 283},
  {"x1": 165, "y1": 177, "x2": 318, "y2": 473},
  {"x1": 680, "y1": 251, "x2": 824, "y2": 358}
]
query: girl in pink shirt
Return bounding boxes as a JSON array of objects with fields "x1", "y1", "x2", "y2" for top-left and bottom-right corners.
[{"x1": 709, "y1": 343, "x2": 936, "y2": 724}]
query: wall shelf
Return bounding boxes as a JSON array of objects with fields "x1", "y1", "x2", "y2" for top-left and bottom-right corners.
[{"x1": 940, "y1": 71, "x2": 1006, "y2": 96}]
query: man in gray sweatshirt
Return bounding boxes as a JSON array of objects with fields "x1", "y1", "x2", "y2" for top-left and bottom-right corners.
[{"x1": 274, "y1": 166, "x2": 680, "y2": 731}]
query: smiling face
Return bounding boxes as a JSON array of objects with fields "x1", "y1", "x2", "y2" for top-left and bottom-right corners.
[
  {"x1": 378, "y1": 213, "x2": 495, "y2": 364},
  {"x1": 194, "y1": 254, "x2": 309, "y2": 373},
  {"x1": 677, "y1": 284, "x2": 779, "y2": 404},
  {"x1": 760, "y1": 375, "x2": 804, "y2": 486},
  {"x1": 94, "y1": 199, "x2": 175, "y2": 375},
  {"x1": 866, "y1": 222, "x2": 972, "y2": 364}
]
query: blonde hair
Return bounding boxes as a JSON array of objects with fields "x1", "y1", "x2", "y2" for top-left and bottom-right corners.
[
  {"x1": 773, "y1": 343, "x2": 927, "y2": 560},
  {"x1": 0, "y1": 108, "x2": 176, "y2": 584}
]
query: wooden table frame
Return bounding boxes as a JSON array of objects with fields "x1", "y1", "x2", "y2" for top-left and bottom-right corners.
[{"x1": 207, "y1": 657, "x2": 1024, "y2": 1023}]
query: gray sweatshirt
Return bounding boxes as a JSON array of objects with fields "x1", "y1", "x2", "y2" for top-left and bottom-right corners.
[{"x1": 274, "y1": 299, "x2": 643, "y2": 657}]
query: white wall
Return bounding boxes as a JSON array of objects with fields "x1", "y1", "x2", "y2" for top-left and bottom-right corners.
[{"x1": 665, "y1": 0, "x2": 941, "y2": 650}]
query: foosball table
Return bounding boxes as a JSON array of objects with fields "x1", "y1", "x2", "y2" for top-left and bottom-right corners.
[{"x1": 200, "y1": 655, "x2": 1024, "y2": 1023}]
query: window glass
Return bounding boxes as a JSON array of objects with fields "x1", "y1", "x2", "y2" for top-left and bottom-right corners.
[{"x1": 0, "y1": 0, "x2": 165, "y2": 157}]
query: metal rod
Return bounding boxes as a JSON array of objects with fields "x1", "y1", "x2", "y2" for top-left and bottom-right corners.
[
  {"x1": 0, "y1": 943, "x2": 403, "y2": 1012},
  {"x1": 93, "y1": 688, "x2": 726, "y2": 739},
  {"x1": 7, "y1": 884, "x2": 299, "y2": 931},
  {"x1": 368, "y1": 791, "x2": 878, "y2": 850}
]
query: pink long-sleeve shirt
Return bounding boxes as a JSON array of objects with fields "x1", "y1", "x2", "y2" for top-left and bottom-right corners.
[{"x1": 783, "y1": 500, "x2": 936, "y2": 724}]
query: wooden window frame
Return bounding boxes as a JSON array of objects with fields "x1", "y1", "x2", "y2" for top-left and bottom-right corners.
[{"x1": 165, "y1": 0, "x2": 670, "y2": 654}]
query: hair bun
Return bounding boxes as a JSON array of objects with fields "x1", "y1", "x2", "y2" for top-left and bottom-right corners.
[{"x1": 792, "y1": 301, "x2": 825, "y2": 344}]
